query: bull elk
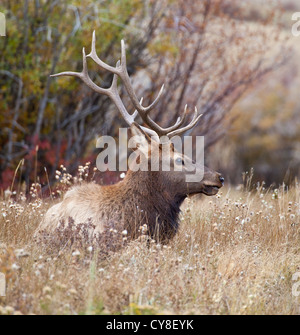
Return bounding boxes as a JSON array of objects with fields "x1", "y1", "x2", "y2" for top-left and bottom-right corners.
[{"x1": 36, "y1": 31, "x2": 224, "y2": 244}]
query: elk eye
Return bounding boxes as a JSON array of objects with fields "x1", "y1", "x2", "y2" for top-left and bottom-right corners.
[{"x1": 175, "y1": 157, "x2": 184, "y2": 165}]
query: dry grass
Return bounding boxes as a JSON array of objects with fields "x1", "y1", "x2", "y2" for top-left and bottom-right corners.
[{"x1": 1, "y1": 174, "x2": 300, "y2": 315}]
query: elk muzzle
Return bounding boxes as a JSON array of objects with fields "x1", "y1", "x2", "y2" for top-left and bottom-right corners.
[{"x1": 201, "y1": 173, "x2": 224, "y2": 196}]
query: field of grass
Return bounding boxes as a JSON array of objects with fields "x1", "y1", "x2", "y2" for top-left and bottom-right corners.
[{"x1": 1, "y1": 176, "x2": 300, "y2": 315}]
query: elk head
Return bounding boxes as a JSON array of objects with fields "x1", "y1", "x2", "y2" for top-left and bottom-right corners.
[{"x1": 128, "y1": 122, "x2": 224, "y2": 200}]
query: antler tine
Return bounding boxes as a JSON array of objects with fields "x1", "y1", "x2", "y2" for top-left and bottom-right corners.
[
  {"x1": 108, "y1": 60, "x2": 140, "y2": 127},
  {"x1": 166, "y1": 107, "x2": 203, "y2": 138},
  {"x1": 140, "y1": 104, "x2": 191, "y2": 137},
  {"x1": 51, "y1": 47, "x2": 109, "y2": 96},
  {"x1": 120, "y1": 39, "x2": 127, "y2": 69},
  {"x1": 166, "y1": 104, "x2": 189, "y2": 131},
  {"x1": 119, "y1": 39, "x2": 165, "y2": 115},
  {"x1": 86, "y1": 30, "x2": 120, "y2": 75}
]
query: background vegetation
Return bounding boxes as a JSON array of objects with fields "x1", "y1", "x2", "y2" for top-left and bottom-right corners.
[{"x1": 0, "y1": 0, "x2": 297, "y2": 192}]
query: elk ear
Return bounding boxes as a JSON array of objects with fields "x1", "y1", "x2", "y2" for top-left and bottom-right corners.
[{"x1": 128, "y1": 122, "x2": 152, "y2": 152}]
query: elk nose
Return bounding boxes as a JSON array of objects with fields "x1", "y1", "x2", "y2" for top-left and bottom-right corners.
[{"x1": 219, "y1": 176, "x2": 225, "y2": 185}]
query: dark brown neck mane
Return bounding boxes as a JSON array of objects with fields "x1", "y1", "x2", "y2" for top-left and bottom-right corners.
[{"x1": 121, "y1": 170, "x2": 186, "y2": 242}]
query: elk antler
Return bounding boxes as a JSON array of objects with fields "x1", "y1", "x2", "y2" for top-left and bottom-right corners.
[{"x1": 51, "y1": 30, "x2": 202, "y2": 139}]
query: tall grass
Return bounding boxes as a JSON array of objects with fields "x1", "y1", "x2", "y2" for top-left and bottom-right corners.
[{"x1": 0, "y1": 172, "x2": 300, "y2": 314}]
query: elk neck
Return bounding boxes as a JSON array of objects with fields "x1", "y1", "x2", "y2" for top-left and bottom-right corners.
[{"x1": 119, "y1": 169, "x2": 186, "y2": 240}]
